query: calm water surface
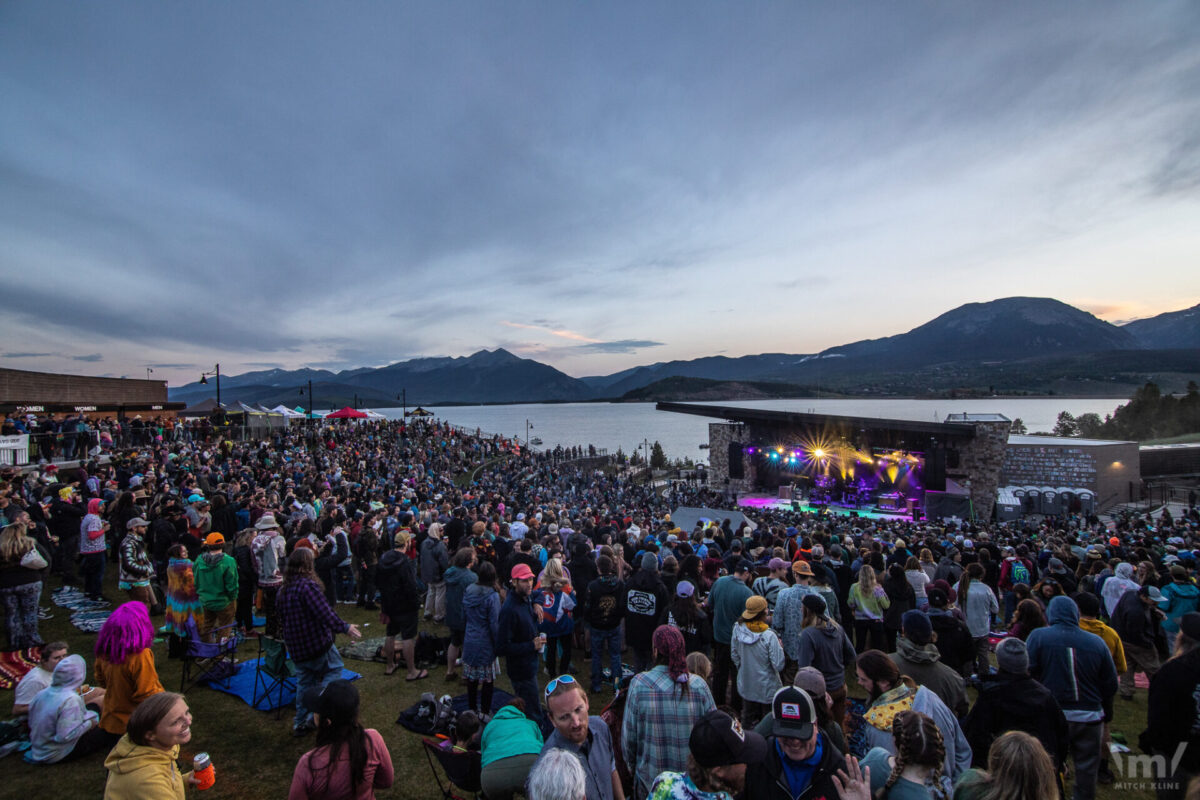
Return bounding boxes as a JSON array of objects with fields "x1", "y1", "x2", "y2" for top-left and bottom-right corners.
[{"x1": 375, "y1": 398, "x2": 1128, "y2": 463}]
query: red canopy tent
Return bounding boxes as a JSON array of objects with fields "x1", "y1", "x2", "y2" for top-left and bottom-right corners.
[{"x1": 324, "y1": 407, "x2": 369, "y2": 419}]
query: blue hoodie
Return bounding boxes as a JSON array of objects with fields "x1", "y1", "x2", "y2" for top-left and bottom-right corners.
[{"x1": 1027, "y1": 596, "x2": 1118, "y2": 720}]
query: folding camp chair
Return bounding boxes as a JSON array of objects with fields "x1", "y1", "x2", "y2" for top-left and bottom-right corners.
[
  {"x1": 252, "y1": 635, "x2": 296, "y2": 719},
  {"x1": 179, "y1": 618, "x2": 241, "y2": 693},
  {"x1": 422, "y1": 738, "x2": 483, "y2": 800}
]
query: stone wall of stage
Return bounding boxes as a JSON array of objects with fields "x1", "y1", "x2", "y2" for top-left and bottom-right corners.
[
  {"x1": 0, "y1": 367, "x2": 167, "y2": 407},
  {"x1": 708, "y1": 422, "x2": 755, "y2": 494},
  {"x1": 947, "y1": 420, "x2": 1010, "y2": 520}
]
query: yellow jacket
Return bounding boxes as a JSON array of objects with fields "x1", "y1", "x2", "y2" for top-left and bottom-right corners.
[
  {"x1": 103, "y1": 734, "x2": 191, "y2": 800},
  {"x1": 1079, "y1": 617, "x2": 1127, "y2": 674}
]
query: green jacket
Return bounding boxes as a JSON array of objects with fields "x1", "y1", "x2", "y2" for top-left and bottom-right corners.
[
  {"x1": 194, "y1": 551, "x2": 238, "y2": 611},
  {"x1": 481, "y1": 704, "x2": 544, "y2": 767}
]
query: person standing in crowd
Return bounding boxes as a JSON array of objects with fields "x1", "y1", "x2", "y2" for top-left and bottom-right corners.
[
  {"x1": 193, "y1": 532, "x2": 238, "y2": 641},
  {"x1": 1101, "y1": 562, "x2": 1140, "y2": 618},
  {"x1": 881, "y1": 564, "x2": 917, "y2": 654},
  {"x1": 277, "y1": 548, "x2": 361, "y2": 736},
  {"x1": 1139, "y1": 612, "x2": 1200, "y2": 800},
  {"x1": 79, "y1": 497, "x2": 109, "y2": 601},
  {"x1": 462, "y1": 560, "x2": 501, "y2": 716},
  {"x1": 887, "y1": 609, "x2": 968, "y2": 718},
  {"x1": 951, "y1": 731, "x2": 1059, "y2": 800},
  {"x1": 706, "y1": 559, "x2": 753, "y2": 712},
  {"x1": 848, "y1": 564, "x2": 890, "y2": 653},
  {"x1": 956, "y1": 563, "x2": 998, "y2": 679},
  {"x1": 420, "y1": 521, "x2": 449, "y2": 622},
  {"x1": 587, "y1": 555, "x2": 626, "y2": 693},
  {"x1": 537, "y1": 675, "x2": 624, "y2": 800},
  {"x1": 231, "y1": 529, "x2": 258, "y2": 636},
  {"x1": 377, "y1": 530, "x2": 424, "y2": 680},
  {"x1": 93, "y1": 601, "x2": 164, "y2": 747},
  {"x1": 792, "y1": 593, "x2": 855, "y2": 732},
  {"x1": 535, "y1": 557, "x2": 578, "y2": 677},
  {"x1": 854, "y1": 650, "x2": 972, "y2": 793},
  {"x1": 731, "y1": 594, "x2": 785, "y2": 727},
  {"x1": 859, "y1": 710, "x2": 947, "y2": 800},
  {"x1": 623, "y1": 626, "x2": 716, "y2": 800},
  {"x1": 1110, "y1": 583, "x2": 1167, "y2": 701},
  {"x1": 649, "y1": 709, "x2": 767, "y2": 800},
  {"x1": 625, "y1": 553, "x2": 669, "y2": 674},
  {"x1": 443, "y1": 546, "x2": 478, "y2": 681},
  {"x1": 752, "y1": 558, "x2": 790, "y2": 613},
  {"x1": 289, "y1": 679, "x2": 394, "y2": 800},
  {"x1": 1027, "y1": 595, "x2": 1118, "y2": 800},
  {"x1": 49, "y1": 486, "x2": 84, "y2": 586},
  {"x1": 117, "y1": 517, "x2": 155, "y2": 607},
  {"x1": 1160, "y1": 565, "x2": 1199, "y2": 640},
  {"x1": 962, "y1": 637, "x2": 1068, "y2": 772},
  {"x1": 744, "y1": 686, "x2": 846, "y2": 800},
  {"x1": 925, "y1": 587, "x2": 974, "y2": 677},
  {"x1": 498, "y1": 562, "x2": 547, "y2": 731},
  {"x1": 0, "y1": 519, "x2": 50, "y2": 649},
  {"x1": 251, "y1": 513, "x2": 287, "y2": 637},
  {"x1": 667, "y1": 580, "x2": 711, "y2": 657},
  {"x1": 998, "y1": 545, "x2": 1036, "y2": 622}
]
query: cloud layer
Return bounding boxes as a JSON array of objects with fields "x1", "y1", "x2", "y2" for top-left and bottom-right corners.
[{"x1": 1, "y1": 2, "x2": 1198, "y2": 386}]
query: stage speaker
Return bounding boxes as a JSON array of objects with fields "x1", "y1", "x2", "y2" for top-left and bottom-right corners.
[
  {"x1": 728, "y1": 442, "x2": 744, "y2": 479},
  {"x1": 926, "y1": 447, "x2": 947, "y2": 492}
]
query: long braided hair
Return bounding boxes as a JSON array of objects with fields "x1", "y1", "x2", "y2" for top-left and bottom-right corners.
[{"x1": 881, "y1": 710, "x2": 947, "y2": 800}]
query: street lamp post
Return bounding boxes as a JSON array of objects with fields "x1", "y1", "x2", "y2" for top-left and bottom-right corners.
[
  {"x1": 146, "y1": 367, "x2": 153, "y2": 381},
  {"x1": 199, "y1": 363, "x2": 221, "y2": 407},
  {"x1": 299, "y1": 381, "x2": 313, "y2": 420}
]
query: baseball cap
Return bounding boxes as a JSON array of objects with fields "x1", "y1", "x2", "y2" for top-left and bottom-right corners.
[
  {"x1": 800, "y1": 593, "x2": 827, "y2": 617},
  {"x1": 742, "y1": 595, "x2": 768, "y2": 619},
  {"x1": 689, "y1": 710, "x2": 767, "y2": 768},
  {"x1": 768, "y1": 557, "x2": 789, "y2": 571},
  {"x1": 126, "y1": 517, "x2": 149, "y2": 529},
  {"x1": 511, "y1": 563, "x2": 535, "y2": 581},
  {"x1": 793, "y1": 560, "x2": 814, "y2": 576},
  {"x1": 676, "y1": 580, "x2": 695, "y2": 598},
  {"x1": 771, "y1": 686, "x2": 817, "y2": 739},
  {"x1": 204, "y1": 532, "x2": 225, "y2": 546},
  {"x1": 735, "y1": 559, "x2": 755, "y2": 574}
]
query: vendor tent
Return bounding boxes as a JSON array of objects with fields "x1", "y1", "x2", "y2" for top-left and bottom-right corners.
[
  {"x1": 406, "y1": 407, "x2": 434, "y2": 417},
  {"x1": 270, "y1": 405, "x2": 307, "y2": 418},
  {"x1": 326, "y1": 407, "x2": 369, "y2": 419},
  {"x1": 178, "y1": 398, "x2": 227, "y2": 417}
]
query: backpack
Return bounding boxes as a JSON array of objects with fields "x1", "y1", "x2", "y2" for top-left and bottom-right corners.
[
  {"x1": 1010, "y1": 559, "x2": 1030, "y2": 586},
  {"x1": 257, "y1": 538, "x2": 279, "y2": 579}
]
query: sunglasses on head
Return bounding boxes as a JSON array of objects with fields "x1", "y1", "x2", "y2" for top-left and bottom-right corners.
[{"x1": 545, "y1": 674, "x2": 577, "y2": 697}]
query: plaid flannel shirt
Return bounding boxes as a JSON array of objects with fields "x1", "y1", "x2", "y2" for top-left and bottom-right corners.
[
  {"x1": 278, "y1": 578, "x2": 349, "y2": 662},
  {"x1": 621, "y1": 665, "x2": 716, "y2": 796}
]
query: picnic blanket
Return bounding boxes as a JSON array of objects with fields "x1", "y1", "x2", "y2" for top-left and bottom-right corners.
[
  {"x1": 0, "y1": 648, "x2": 41, "y2": 691},
  {"x1": 200, "y1": 658, "x2": 361, "y2": 711},
  {"x1": 51, "y1": 587, "x2": 112, "y2": 632}
]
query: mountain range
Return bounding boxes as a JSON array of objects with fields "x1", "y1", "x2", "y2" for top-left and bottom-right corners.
[{"x1": 168, "y1": 297, "x2": 1200, "y2": 407}]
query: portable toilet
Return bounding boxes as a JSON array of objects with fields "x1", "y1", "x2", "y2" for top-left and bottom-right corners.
[
  {"x1": 1024, "y1": 486, "x2": 1041, "y2": 514},
  {"x1": 1039, "y1": 487, "x2": 1057, "y2": 515},
  {"x1": 1077, "y1": 490, "x2": 1095, "y2": 516}
]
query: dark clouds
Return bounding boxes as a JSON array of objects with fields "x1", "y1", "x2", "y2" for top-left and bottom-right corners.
[{"x1": 1, "y1": 2, "x2": 1198, "y2": 385}]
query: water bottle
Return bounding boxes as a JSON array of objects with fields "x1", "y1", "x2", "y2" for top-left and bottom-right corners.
[{"x1": 193, "y1": 752, "x2": 215, "y2": 790}]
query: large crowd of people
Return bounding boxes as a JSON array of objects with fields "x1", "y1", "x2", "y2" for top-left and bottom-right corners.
[{"x1": 1, "y1": 413, "x2": 1198, "y2": 800}]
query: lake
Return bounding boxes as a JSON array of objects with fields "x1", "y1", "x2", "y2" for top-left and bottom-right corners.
[{"x1": 373, "y1": 397, "x2": 1128, "y2": 462}]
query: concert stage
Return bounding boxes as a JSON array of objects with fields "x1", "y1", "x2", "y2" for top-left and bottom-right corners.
[
  {"x1": 657, "y1": 402, "x2": 1010, "y2": 523},
  {"x1": 736, "y1": 493, "x2": 920, "y2": 522}
]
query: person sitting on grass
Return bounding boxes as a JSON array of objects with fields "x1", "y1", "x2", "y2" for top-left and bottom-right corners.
[
  {"x1": 288, "y1": 679, "x2": 394, "y2": 800},
  {"x1": 27, "y1": 654, "x2": 109, "y2": 763}
]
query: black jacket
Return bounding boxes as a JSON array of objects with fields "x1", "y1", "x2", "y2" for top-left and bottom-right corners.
[
  {"x1": 1140, "y1": 648, "x2": 1200, "y2": 771},
  {"x1": 1111, "y1": 590, "x2": 1158, "y2": 650},
  {"x1": 586, "y1": 575, "x2": 626, "y2": 631},
  {"x1": 623, "y1": 568, "x2": 668, "y2": 647},
  {"x1": 928, "y1": 609, "x2": 975, "y2": 674},
  {"x1": 377, "y1": 549, "x2": 420, "y2": 615},
  {"x1": 744, "y1": 733, "x2": 844, "y2": 800},
  {"x1": 963, "y1": 672, "x2": 1069, "y2": 768}
]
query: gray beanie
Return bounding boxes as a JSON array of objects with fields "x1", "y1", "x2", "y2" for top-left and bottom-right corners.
[
  {"x1": 641, "y1": 552, "x2": 659, "y2": 573},
  {"x1": 995, "y1": 637, "x2": 1029, "y2": 675}
]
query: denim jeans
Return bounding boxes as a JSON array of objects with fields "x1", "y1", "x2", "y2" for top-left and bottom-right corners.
[
  {"x1": 590, "y1": 627, "x2": 622, "y2": 691},
  {"x1": 292, "y1": 645, "x2": 345, "y2": 730},
  {"x1": 1067, "y1": 720, "x2": 1103, "y2": 800},
  {"x1": 509, "y1": 675, "x2": 546, "y2": 733}
]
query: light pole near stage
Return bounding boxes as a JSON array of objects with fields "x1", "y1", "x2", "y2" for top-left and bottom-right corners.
[{"x1": 199, "y1": 364, "x2": 221, "y2": 407}]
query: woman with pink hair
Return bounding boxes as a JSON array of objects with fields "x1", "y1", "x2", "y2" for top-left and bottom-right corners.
[{"x1": 93, "y1": 600, "x2": 164, "y2": 745}]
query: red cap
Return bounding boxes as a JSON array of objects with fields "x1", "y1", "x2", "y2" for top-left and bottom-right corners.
[
  {"x1": 1109, "y1": 537, "x2": 1120, "y2": 547},
  {"x1": 511, "y1": 564, "x2": 535, "y2": 581}
]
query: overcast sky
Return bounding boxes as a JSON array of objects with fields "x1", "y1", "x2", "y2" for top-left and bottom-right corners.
[{"x1": 2, "y1": 2, "x2": 1198, "y2": 386}]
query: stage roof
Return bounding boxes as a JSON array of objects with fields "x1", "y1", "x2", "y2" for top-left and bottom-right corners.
[{"x1": 656, "y1": 402, "x2": 978, "y2": 440}]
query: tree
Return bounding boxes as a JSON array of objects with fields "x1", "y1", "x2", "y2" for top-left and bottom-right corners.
[
  {"x1": 1075, "y1": 413, "x2": 1105, "y2": 438},
  {"x1": 1052, "y1": 411, "x2": 1079, "y2": 437},
  {"x1": 629, "y1": 449, "x2": 643, "y2": 466},
  {"x1": 650, "y1": 440, "x2": 668, "y2": 469},
  {"x1": 1011, "y1": 418, "x2": 1028, "y2": 435}
]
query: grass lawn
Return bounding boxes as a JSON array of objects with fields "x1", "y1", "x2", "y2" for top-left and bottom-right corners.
[{"x1": 5, "y1": 569, "x2": 1157, "y2": 800}]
